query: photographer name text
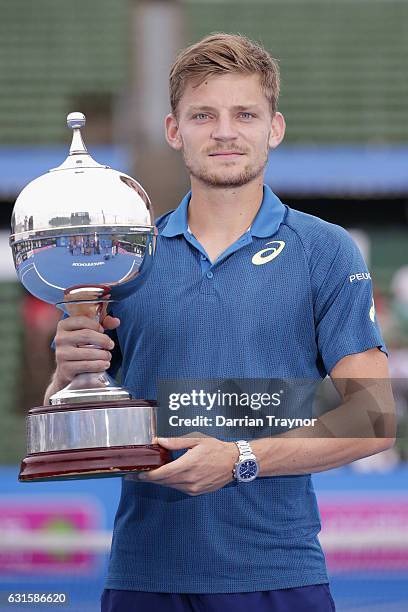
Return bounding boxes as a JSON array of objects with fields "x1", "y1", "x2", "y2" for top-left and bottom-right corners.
[{"x1": 168, "y1": 415, "x2": 317, "y2": 428}]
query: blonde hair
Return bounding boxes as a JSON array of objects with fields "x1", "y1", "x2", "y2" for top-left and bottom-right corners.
[{"x1": 169, "y1": 32, "x2": 280, "y2": 117}]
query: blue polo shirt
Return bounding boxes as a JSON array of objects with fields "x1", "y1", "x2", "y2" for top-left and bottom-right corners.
[{"x1": 105, "y1": 185, "x2": 386, "y2": 593}]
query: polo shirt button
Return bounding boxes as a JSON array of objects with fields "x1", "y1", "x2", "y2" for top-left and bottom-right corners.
[
  {"x1": 201, "y1": 255, "x2": 206, "y2": 260},
  {"x1": 206, "y1": 271, "x2": 214, "y2": 279}
]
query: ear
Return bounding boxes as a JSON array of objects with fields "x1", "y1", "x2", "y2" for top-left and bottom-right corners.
[
  {"x1": 268, "y1": 112, "x2": 286, "y2": 150},
  {"x1": 165, "y1": 113, "x2": 183, "y2": 151}
]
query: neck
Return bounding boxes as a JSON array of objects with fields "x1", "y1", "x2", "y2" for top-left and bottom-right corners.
[{"x1": 187, "y1": 176, "x2": 264, "y2": 238}]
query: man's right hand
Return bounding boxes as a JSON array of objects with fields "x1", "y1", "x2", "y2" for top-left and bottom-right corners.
[{"x1": 52, "y1": 314, "x2": 120, "y2": 390}]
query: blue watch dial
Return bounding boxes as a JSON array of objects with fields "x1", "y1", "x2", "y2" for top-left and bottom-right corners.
[{"x1": 238, "y1": 460, "x2": 258, "y2": 480}]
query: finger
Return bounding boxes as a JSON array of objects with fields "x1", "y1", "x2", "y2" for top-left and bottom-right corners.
[
  {"x1": 124, "y1": 472, "x2": 190, "y2": 486},
  {"x1": 58, "y1": 316, "x2": 104, "y2": 333},
  {"x1": 124, "y1": 470, "x2": 198, "y2": 491},
  {"x1": 102, "y1": 315, "x2": 121, "y2": 330},
  {"x1": 56, "y1": 329, "x2": 115, "y2": 350},
  {"x1": 137, "y1": 454, "x2": 195, "y2": 482},
  {"x1": 57, "y1": 347, "x2": 112, "y2": 362},
  {"x1": 61, "y1": 360, "x2": 111, "y2": 378},
  {"x1": 156, "y1": 437, "x2": 203, "y2": 450}
]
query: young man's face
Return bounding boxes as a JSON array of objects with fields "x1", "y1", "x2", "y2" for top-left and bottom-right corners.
[{"x1": 165, "y1": 72, "x2": 285, "y2": 188}]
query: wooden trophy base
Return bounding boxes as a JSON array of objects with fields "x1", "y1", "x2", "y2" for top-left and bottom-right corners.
[
  {"x1": 19, "y1": 444, "x2": 171, "y2": 482},
  {"x1": 20, "y1": 398, "x2": 171, "y2": 482}
]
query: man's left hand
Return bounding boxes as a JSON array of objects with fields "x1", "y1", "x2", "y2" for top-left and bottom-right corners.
[{"x1": 132, "y1": 436, "x2": 239, "y2": 496}]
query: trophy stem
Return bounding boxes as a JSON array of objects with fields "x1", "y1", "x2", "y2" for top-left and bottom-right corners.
[
  {"x1": 50, "y1": 284, "x2": 129, "y2": 406},
  {"x1": 49, "y1": 371, "x2": 130, "y2": 405}
]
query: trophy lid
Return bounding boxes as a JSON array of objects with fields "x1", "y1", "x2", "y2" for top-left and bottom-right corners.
[{"x1": 10, "y1": 112, "x2": 154, "y2": 240}]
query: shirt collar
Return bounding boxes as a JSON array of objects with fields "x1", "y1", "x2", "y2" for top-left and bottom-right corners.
[
  {"x1": 160, "y1": 184, "x2": 286, "y2": 239},
  {"x1": 160, "y1": 191, "x2": 190, "y2": 237}
]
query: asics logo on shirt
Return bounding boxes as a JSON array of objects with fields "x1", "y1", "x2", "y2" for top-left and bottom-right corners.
[{"x1": 252, "y1": 241, "x2": 286, "y2": 265}]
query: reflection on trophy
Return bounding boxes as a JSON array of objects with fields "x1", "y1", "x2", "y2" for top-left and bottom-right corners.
[{"x1": 9, "y1": 112, "x2": 170, "y2": 481}]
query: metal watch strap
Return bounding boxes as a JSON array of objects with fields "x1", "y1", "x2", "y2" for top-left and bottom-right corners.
[{"x1": 235, "y1": 439, "x2": 256, "y2": 461}]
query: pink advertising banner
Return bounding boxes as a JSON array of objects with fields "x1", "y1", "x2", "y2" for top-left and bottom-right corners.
[{"x1": 0, "y1": 497, "x2": 102, "y2": 575}]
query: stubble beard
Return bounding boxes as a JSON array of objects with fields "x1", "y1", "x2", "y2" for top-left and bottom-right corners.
[{"x1": 182, "y1": 143, "x2": 270, "y2": 188}]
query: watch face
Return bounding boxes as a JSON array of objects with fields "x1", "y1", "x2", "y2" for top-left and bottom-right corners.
[{"x1": 238, "y1": 460, "x2": 258, "y2": 481}]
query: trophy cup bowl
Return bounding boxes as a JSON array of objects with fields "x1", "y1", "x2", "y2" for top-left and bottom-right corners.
[{"x1": 10, "y1": 112, "x2": 170, "y2": 481}]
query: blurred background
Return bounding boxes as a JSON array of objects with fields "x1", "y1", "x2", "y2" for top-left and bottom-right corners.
[{"x1": 0, "y1": 0, "x2": 407, "y2": 610}]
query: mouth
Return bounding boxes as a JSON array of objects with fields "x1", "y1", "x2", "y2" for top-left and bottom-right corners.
[{"x1": 208, "y1": 151, "x2": 245, "y2": 157}]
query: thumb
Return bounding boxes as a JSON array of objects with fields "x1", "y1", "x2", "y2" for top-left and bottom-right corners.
[
  {"x1": 156, "y1": 436, "x2": 202, "y2": 450},
  {"x1": 102, "y1": 315, "x2": 121, "y2": 330}
]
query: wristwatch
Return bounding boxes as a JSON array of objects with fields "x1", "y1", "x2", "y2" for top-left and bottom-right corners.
[{"x1": 232, "y1": 440, "x2": 259, "y2": 482}]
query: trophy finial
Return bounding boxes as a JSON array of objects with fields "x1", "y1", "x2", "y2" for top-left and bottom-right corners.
[
  {"x1": 67, "y1": 111, "x2": 88, "y2": 155},
  {"x1": 67, "y1": 112, "x2": 86, "y2": 129},
  {"x1": 49, "y1": 112, "x2": 105, "y2": 171}
]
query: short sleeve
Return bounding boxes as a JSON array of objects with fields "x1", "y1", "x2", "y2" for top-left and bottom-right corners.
[{"x1": 313, "y1": 225, "x2": 387, "y2": 375}]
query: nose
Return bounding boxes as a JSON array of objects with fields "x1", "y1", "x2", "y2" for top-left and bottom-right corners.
[{"x1": 211, "y1": 115, "x2": 238, "y2": 141}]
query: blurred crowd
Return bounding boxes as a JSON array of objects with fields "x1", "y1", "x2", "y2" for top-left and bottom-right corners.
[{"x1": 350, "y1": 265, "x2": 408, "y2": 471}]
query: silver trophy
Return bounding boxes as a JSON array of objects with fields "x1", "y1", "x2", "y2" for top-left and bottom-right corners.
[{"x1": 10, "y1": 112, "x2": 170, "y2": 481}]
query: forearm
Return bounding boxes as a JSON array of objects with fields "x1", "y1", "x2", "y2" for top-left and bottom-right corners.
[
  {"x1": 251, "y1": 435, "x2": 394, "y2": 477},
  {"x1": 250, "y1": 375, "x2": 395, "y2": 477}
]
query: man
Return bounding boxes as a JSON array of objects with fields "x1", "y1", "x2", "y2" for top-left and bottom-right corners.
[{"x1": 45, "y1": 33, "x2": 394, "y2": 612}]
